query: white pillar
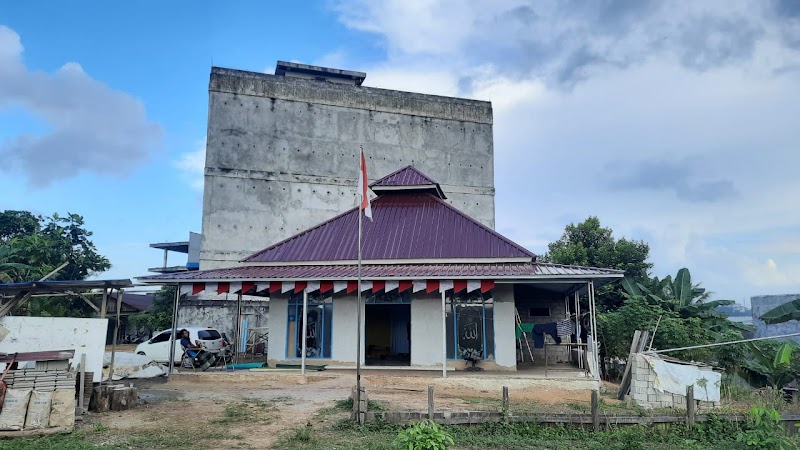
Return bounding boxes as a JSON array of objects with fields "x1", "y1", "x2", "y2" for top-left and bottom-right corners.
[
  {"x1": 301, "y1": 289, "x2": 308, "y2": 375},
  {"x1": 588, "y1": 281, "x2": 600, "y2": 380},
  {"x1": 441, "y1": 290, "x2": 447, "y2": 378}
]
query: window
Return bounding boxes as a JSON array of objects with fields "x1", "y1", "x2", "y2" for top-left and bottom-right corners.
[
  {"x1": 529, "y1": 307, "x2": 550, "y2": 317},
  {"x1": 197, "y1": 330, "x2": 221, "y2": 340},
  {"x1": 446, "y1": 292, "x2": 494, "y2": 360},
  {"x1": 287, "y1": 293, "x2": 333, "y2": 359},
  {"x1": 150, "y1": 331, "x2": 171, "y2": 344}
]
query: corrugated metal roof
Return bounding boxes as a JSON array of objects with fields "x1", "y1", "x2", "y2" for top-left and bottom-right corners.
[
  {"x1": 370, "y1": 165, "x2": 439, "y2": 187},
  {"x1": 243, "y1": 193, "x2": 534, "y2": 262},
  {"x1": 139, "y1": 262, "x2": 624, "y2": 281}
]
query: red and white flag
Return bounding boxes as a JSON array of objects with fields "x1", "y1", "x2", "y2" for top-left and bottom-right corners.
[{"x1": 358, "y1": 147, "x2": 373, "y2": 220}]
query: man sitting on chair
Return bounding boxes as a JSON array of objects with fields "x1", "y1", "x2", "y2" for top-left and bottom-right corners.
[{"x1": 180, "y1": 329, "x2": 202, "y2": 358}]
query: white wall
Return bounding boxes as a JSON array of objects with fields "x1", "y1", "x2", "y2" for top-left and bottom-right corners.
[
  {"x1": 411, "y1": 293, "x2": 444, "y2": 367},
  {"x1": 493, "y1": 284, "x2": 517, "y2": 369},
  {"x1": 332, "y1": 296, "x2": 360, "y2": 364},
  {"x1": 267, "y1": 297, "x2": 287, "y2": 361},
  {"x1": 0, "y1": 317, "x2": 108, "y2": 382}
]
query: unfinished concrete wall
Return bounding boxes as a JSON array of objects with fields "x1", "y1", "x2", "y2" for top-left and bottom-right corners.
[
  {"x1": 752, "y1": 293, "x2": 800, "y2": 341},
  {"x1": 515, "y1": 291, "x2": 572, "y2": 364},
  {"x1": 201, "y1": 67, "x2": 495, "y2": 268},
  {"x1": 177, "y1": 299, "x2": 269, "y2": 345}
]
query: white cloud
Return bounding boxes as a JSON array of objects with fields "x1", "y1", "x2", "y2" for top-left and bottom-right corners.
[
  {"x1": 332, "y1": 0, "x2": 800, "y2": 302},
  {"x1": 174, "y1": 139, "x2": 206, "y2": 191},
  {"x1": 0, "y1": 25, "x2": 162, "y2": 187}
]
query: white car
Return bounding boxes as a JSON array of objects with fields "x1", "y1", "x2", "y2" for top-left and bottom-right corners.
[{"x1": 135, "y1": 327, "x2": 225, "y2": 363}]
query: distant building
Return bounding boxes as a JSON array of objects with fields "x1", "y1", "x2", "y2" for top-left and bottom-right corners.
[
  {"x1": 751, "y1": 294, "x2": 800, "y2": 341},
  {"x1": 149, "y1": 232, "x2": 201, "y2": 273}
]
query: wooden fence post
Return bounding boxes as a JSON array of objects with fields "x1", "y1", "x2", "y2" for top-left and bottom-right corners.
[
  {"x1": 502, "y1": 386, "x2": 509, "y2": 419},
  {"x1": 591, "y1": 389, "x2": 599, "y2": 432},
  {"x1": 428, "y1": 385, "x2": 434, "y2": 420},
  {"x1": 686, "y1": 385, "x2": 695, "y2": 429}
]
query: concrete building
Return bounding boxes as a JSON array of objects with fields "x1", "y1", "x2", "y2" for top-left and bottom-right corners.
[
  {"x1": 200, "y1": 61, "x2": 495, "y2": 269},
  {"x1": 752, "y1": 293, "x2": 800, "y2": 341},
  {"x1": 141, "y1": 167, "x2": 622, "y2": 376},
  {"x1": 149, "y1": 232, "x2": 201, "y2": 274}
]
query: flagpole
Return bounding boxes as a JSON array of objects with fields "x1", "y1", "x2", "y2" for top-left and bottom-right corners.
[{"x1": 355, "y1": 150, "x2": 364, "y2": 424}]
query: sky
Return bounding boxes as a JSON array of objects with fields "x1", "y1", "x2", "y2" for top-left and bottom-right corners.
[{"x1": 1, "y1": 1, "x2": 799, "y2": 305}]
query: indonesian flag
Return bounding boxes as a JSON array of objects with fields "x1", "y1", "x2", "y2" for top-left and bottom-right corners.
[{"x1": 358, "y1": 147, "x2": 373, "y2": 220}]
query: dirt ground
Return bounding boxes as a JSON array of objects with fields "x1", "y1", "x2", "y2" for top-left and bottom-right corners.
[{"x1": 85, "y1": 370, "x2": 610, "y2": 449}]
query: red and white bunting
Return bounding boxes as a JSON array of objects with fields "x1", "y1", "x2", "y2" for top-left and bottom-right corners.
[
  {"x1": 333, "y1": 281, "x2": 348, "y2": 293},
  {"x1": 181, "y1": 279, "x2": 495, "y2": 296},
  {"x1": 384, "y1": 280, "x2": 399, "y2": 293}
]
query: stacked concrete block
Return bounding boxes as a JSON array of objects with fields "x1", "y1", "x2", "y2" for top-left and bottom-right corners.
[{"x1": 629, "y1": 354, "x2": 721, "y2": 409}]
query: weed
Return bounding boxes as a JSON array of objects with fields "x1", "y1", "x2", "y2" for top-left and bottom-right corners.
[
  {"x1": 736, "y1": 406, "x2": 798, "y2": 449},
  {"x1": 334, "y1": 396, "x2": 386, "y2": 412},
  {"x1": 211, "y1": 400, "x2": 275, "y2": 425},
  {"x1": 92, "y1": 422, "x2": 109, "y2": 432},
  {"x1": 394, "y1": 420, "x2": 454, "y2": 450}
]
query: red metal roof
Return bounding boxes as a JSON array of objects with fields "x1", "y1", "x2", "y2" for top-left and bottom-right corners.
[
  {"x1": 243, "y1": 192, "x2": 534, "y2": 263},
  {"x1": 139, "y1": 262, "x2": 624, "y2": 281},
  {"x1": 370, "y1": 165, "x2": 439, "y2": 187}
]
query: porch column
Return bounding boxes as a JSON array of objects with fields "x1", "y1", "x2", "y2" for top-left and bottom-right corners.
[
  {"x1": 441, "y1": 290, "x2": 447, "y2": 378},
  {"x1": 301, "y1": 289, "x2": 308, "y2": 375},
  {"x1": 168, "y1": 285, "x2": 180, "y2": 376},
  {"x1": 588, "y1": 281, "x2": 600, "y2": 380},
  {"x1": 574, "y1": 291, "x2": 582, "y2": 369}
]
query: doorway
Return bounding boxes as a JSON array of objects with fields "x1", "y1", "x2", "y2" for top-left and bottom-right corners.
[{"x1": 365, "y1": 304, "x2": 411, "y2": 366}]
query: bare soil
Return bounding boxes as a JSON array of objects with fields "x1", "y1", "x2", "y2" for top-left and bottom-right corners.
[{"x1": 87, "y1": 371, "x2": 610, "y2": 449}]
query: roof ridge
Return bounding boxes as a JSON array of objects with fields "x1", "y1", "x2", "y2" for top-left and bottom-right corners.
[{"x1": 536, "y1": 262, "x2": 625, "y2": 273}]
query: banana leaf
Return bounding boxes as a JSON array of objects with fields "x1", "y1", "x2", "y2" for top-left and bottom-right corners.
[
  {"x1": 760, "y1": 299, "x2": 800, "y2": 325},
  {"x1": 673, "y1": 268, "x2": 692, "y2": 307}
]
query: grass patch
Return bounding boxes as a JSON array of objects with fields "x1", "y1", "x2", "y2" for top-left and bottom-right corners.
[{"x1": 211, "y1": 399, "x2": 276, "y2": 425}]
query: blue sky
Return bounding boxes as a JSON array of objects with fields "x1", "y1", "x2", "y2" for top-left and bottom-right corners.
[{"x1": 2, "y1": 1, "x2": 799, "y2": 304}]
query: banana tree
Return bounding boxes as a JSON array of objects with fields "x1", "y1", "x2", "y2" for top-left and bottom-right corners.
[
  {"x1": 0, "y1": 244, "x2": 32, "y2": 283},
  {"x1": 621, "y1": 268, "x2": 753, "y2": 334},
  {"x1": 740, "y1": 341, "x2": 797, "y2": 388}
]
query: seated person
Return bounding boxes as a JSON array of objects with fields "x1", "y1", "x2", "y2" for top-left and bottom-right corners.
[{"x1": 179, "y1": 329, "x2": 202, "y2": 358}]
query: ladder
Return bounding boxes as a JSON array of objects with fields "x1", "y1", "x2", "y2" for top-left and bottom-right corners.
[{"x1": 515, "y1": 307, "x2": 535, "y2": 363}]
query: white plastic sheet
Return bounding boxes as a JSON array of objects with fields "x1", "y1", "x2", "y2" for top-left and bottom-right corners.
[
  {"x1": 103, "y1": 352, "x2": 167, "y2": 380},
  {"x1": 643, "y1": 354, "x2": 721, "y2": 402}
]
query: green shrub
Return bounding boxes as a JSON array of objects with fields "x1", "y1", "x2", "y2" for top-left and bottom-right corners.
[
  {"x1": 736, "y1": 407, "x2": 797, "y2": 450},
  {"x1": 394, "y1": 420, "x2": 454, "y2": 450}
]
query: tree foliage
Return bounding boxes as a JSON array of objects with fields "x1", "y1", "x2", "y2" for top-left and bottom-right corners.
[
  {"x1": 543, "y1": 216, "x2": 652, "y2": 311},
  {"x1": 128, "y1": 287, "x2": 175, "y2": 332},
  {"x1": 0, "y1": 210, "x2": 110, "y2": 282},
  {"x1": 759, "y1": 298, "x2": 800, "y2": 325}
]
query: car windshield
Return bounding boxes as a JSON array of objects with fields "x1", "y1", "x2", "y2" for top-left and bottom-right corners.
[{"x1": 197, "y1": 330, "x2": 221, "y2": 340}]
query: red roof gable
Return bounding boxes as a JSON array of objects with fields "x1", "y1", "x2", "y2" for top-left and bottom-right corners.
[{"x1": 243, "y1": 192, "x2": 534, "y2": 263}]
